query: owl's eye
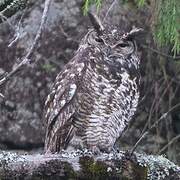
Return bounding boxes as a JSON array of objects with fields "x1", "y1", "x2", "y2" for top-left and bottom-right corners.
[
  {"x1": 94, "y1": 37, "x2": 104, "y2": 43},
  {"x1": 116, "y1": 42, "x2": 129, "y2": 48}
]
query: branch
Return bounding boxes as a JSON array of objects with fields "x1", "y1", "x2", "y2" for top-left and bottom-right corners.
[
  {"x1": 158, "y1": 134, "x2": 180, "y2": 154},
  {"x1": 141, "y1": 44, "x2": 180, "y2": 60},
  {"x1": 130, "y1": 103, "x2": 180, "y2": 155},
  {"x1": 0, "y1": 150, "x2": 179, "y2": 179},
  {"x1": 102, "y1": 0, "x2": 117, "y2": 22},
  {"x1": 8, "y1": 6, "x2": 28, "y2": 47},
  {"x1": 0, "y1": 0, "x2": 28, "y2": 23},
  {"x1": 0, "y1": 0, "x2": 52, "y2": 87}
]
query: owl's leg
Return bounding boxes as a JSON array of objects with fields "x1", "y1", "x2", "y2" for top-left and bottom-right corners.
[
  {"x1": 113, "y1": 143, "x2": 120, "y2": 153},
  {"x1": 111, "y1": 146, "x2": 120, "y2": 159},
  {"x1": 89, "y1": 145, "x2": 101, "y2": 155},
  {"x1": 112, "y1": 147, "x2": 119, "y2": 154}
]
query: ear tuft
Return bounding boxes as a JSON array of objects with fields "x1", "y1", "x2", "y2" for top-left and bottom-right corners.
[
  {"x1": 88, "y1": 12, "x2": 104, "y2": 34},
  {"x1": 122, "y1": 27, "x2": 143, "y2": 40}
]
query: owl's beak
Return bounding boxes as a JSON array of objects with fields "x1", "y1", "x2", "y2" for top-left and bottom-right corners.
[{"x1": 88, "y1": 12, "x2": 104, "y2": 34}]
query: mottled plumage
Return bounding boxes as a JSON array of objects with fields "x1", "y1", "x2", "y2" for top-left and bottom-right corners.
[{"x1": 44, "y1": 13, "x2": 142, "y2": 153}]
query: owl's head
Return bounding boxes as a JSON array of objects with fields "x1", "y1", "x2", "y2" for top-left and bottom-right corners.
[{"x1": 86, "y1": 13, "x2": 143, "y2": 60}]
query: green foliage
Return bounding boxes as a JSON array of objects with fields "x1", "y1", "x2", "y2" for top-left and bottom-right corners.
[
  {"x1": 135, "y1": 0, "x2": 145, "y2": 7},
  {"x1": 83, "y1": 0, "x2": 102, "y2": 15},
  {"x1": 154, "y1": 0, "x2": 180, "y2": 55},
  {"x1": 83, "y1": 0, "x2": 180, "y2": 56},
  {"x1": 42, "y1": 63, "x2": 55, "y2": 72}
]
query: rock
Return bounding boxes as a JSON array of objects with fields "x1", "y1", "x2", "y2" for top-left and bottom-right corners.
[
  {"x1": 0, "y1": 0, "x2": 83, "y2": 149},
  {"x1": 0, "y1": 0, "x2": 147, "y2": 150}
]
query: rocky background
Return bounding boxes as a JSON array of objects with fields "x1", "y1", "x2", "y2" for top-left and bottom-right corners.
[{"x1": 0, "y1": 0, "x2": 179, "y2": 166}]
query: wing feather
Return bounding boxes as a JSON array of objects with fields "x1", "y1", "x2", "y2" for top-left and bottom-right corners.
[{"x1": 44, "y1": 54, "x2": 86, "y2": 153}]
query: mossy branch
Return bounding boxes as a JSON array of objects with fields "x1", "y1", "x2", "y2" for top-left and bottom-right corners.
[{"x1": 0, "y1": 151, "x2": 179, "y2": 179}]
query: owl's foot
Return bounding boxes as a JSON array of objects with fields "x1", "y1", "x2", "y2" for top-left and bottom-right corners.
[
  {"x1": 89, "y1": 146, "x2": 101, "y2": 155},
  {"x1": 111, "y1": 146, "x2": 120, "y2": 158},
  {"x1": 112, "y1": 146, "x2": 120, "y2": 153}
]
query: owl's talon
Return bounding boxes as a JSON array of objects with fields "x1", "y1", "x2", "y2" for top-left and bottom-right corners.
[{"x1": 89, "y1": 146, "x2": 101, "y2": 155}]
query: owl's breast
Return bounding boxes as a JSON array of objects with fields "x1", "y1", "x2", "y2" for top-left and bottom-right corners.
[
  {"x1": 73, "y1": 60, "x2": 139, "y2": 150},
  {"x1": 76, "y1": 60, "x2": 139, "y2": 123}
]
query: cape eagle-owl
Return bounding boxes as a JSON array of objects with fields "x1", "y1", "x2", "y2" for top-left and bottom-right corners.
[{"x1": 44, "y1": 13, "x2": 142, "y2": 154}]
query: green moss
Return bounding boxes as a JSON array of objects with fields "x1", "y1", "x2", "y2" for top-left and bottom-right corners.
[
  {"x1": 42, "y1": 63, "x2": 55, "y2": 72},
  {"x1": 121, "y1": 157, "x2": 148, "y2": 180},
  {"x1": 79, "y1": 156, "x2": 130, "y2": 180},
  {"x1": 133, "y1": 164, "x2": 148, "y2": 180},
  {"x1": 63, "y1": 161, "x2": 77, "y2": 179},
  {"x1": 79, "y1": 156, "x2": 109, "y2": 180}
]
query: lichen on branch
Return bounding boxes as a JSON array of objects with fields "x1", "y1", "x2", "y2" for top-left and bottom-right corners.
[{"x1": 0, "y1": 150, "x2": 179, "y2": 179}]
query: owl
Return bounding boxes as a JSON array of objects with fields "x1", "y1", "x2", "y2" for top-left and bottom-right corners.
[{"x1": 44, "y1": 13, "x2": 142, "y2": 154}]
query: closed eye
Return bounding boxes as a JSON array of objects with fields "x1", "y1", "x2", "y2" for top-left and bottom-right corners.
[
  {"x1": 95, "y1": 37, "x2": 104, "y2": 43},
  {"x1": 116, "y1": 42, "x2": 129, "y2": 48}
]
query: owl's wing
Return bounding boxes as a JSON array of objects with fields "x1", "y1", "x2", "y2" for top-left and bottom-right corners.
[{"x1": 44, "y1": 56, "x2": 85, "y2": 153}]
